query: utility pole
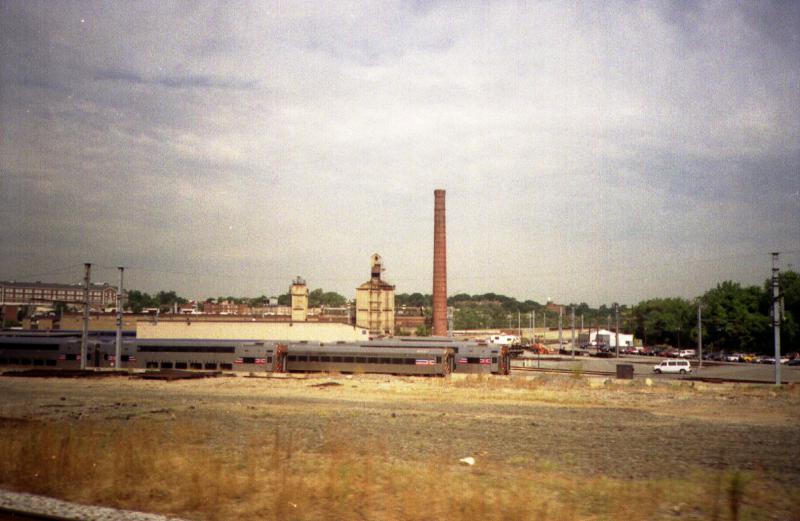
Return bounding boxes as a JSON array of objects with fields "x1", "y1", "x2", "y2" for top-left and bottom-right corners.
[
  {"x1": 558, "y1": 306, "x2": 564, "y2": 356},
  {"x1": 517, "y1": 310, "x2": 521, "y2": 342},
  {"x1": 697, "y1": 301, "x2": 703, "y2": 371},
  {"x1": 115, "y1": 266, "x2": 124, "y2": 371},
  {"x1": 542, "y1": 311, "x2": 546, "y2": 342},
  {"x1": 532, "y1": 311, "x2": 536, "y2": 343},
  {"x1": 772, "y1": 252, "x2": 782, "y2": 386},
  {"x1": 570, "y1": 306, "x2": 575, "y2": 356},
  {"x1": 614, "y1": 303, "x2": 620, "y2": 358},
  {"x1": 80, "y1": 263, "x2": 91, "y2": 370}
]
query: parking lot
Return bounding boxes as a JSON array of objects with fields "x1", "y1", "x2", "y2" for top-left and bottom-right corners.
[{"x1": 513, "y1": 353, "x2": 800, "y2": 383}]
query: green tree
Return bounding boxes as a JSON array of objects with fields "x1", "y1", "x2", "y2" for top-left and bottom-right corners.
[
  {"x1": 308, "y1": 288, "x2": 347, "y2": 307},
  {"x1": 632, "y1": 298, "x2": 693, "y2": 347},
  {"x1": 702, "y1": 281, "x2": 769, "y2": 352}
]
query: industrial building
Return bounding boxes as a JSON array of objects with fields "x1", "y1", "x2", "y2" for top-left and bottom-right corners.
[{"x1": 355, "y1": 254, "x2": 395, "y2": 336}]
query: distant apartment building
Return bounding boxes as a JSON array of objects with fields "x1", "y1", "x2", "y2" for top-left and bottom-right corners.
[
  {"x1": 0, "y1": 281, "x2": 118, "y2": 308},
  {"x1": 200, "y1": 300, "x2": 253, "y2": 315}
]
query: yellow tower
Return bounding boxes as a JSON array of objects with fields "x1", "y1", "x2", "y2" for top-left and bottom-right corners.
[
  {"x1": 355, "y1": 254, "x2": 395, "y2": 336},
  {"x1": 290, "y1": 276, "x2": 309, "y2": 322}
]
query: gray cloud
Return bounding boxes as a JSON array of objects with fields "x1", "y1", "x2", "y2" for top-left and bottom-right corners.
[{"x1": 1, "y1": 0, "x2": 798, "y2": 304}]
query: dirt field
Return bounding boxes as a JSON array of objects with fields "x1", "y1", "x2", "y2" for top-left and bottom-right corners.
[{"x1": 0, "y1": 373, "x2": 798, "y2": 520}]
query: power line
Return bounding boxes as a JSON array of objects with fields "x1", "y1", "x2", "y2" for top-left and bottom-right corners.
[{"x1": 1, "y1": 264, "x2": 84, "y2": 281}]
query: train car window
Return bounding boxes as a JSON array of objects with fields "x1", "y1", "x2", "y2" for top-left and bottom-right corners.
[
  {"x1": 492, "y1": 357, "x2": 498, "y2": 364},
  {"x1": 320, "y1": 356, "x2": 331, "y2": 362},
  {"x1": 355, "y1": 357, "x2": 367, "y2": 363},
  {"x1": 220, "y1": 363, "x2": 233, "y2": 370},
  {"x1": 267, "y1": 356, "x2": 272, "y2": 363},
  {"x1": 343, "y1": 357, "x2": 355, "y2": 363},
  {"x1": 0, "y1": 342, "x2": 61, "y2": 351},
  {"x1": 436, "y1": 356, "x2": 442, "y2": 363},
  {"x1": 121, "y1": 355, "x2": 130, "y2": 362},
  {"x1": 9, "y1": 358, "x2": 19, "y2": 364},
  {"x1": 467, "y1": 357, "x2": 480, "y2": 364},
  {"x1": 243, "y1": 357, "x2": 256, "y2": 364},
  {"x1": 175, "y1": 362, "x2": 188, "y2": 369},
  {"x1": 65, "y1": 354, "x2": 77, "y2": 361},
  {"x1": 368, "y1": 357, "x2": 379, "y2": 364},
  {"x1": 33, "y1": 359, "x2": 44, "y2": 366},
  {"x1": 86, "y1": 354, "x2": 92, "y2": 361},
  {"x1": 288, "y1": 355, "x2": 298, "y2": 362},
  {"x1": 190, "y1": 363, "x2": 203, "y2": 370},
  {"x1": 297, "y1": 356, "x2": 308, "y2": 362},
  {"x1": 391, "y1": 358, "x2": 403, "y2": 365},
  {"x1": 104, "y1": 354, "x2": 109, "y2": 360},
  {"x1": 0, "y1": 358, "x2": 7, "y2": 364},
  {"x1": 404, "y1": 358, "x2": 415, "y2": 365},
  {"x1": 309, "y1": 356, "x2": 320, "y2": 362},
  {"x1": 452, "y1": 347, "x2": 459, "y2": 353},
  {"x1": 204, "y1": 363, "x2": 217, "y2": 370},
  {"x1": 46, "y1": 360, "x2": 56, "y2": 366},
  {"x1": 332, "y1": 356, "x2": 343, "y2": 363},
  {"x1": 21, "y1": 359, "x2": 32, "y2": 365},
  {"x1": 160, "y1": 362, "x2": 174, "y2": 369},
  {"x1": 146, "y1": 361, "x2": 159, "y2": 368}
]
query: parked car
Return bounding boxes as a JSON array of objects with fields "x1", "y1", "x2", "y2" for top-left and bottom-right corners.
[
  {"x1": 677, "y1": 349, "x2": 696, "y2": 358},
  {"x1": 788, "y1": 358, "x2": 800, "y2": 366},
  {"x1": 757, "y1": 356, "x2": 776, "y2": 364},
  {"x1": 725, "y1": 353, "x2": 743, "y2": 362},
  {"x1": 653, "y1": 359, "x2": 692, "y2": 374}
]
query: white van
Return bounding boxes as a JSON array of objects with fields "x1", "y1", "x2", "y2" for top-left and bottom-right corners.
[{"x1": 653, "y1": 359, "x2": 691, "y2": 374}]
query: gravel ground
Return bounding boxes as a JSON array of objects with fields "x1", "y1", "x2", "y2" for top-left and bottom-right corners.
[{"x1": 1, "y1": 373, "x2": 798, "y2": 486}]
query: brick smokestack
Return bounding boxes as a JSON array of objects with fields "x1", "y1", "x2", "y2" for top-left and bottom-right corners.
[{"x1": 432, "y1": 189, "x2": 448, "y2": 336}]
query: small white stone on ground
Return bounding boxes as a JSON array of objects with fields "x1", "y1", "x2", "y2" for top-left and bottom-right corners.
[{"x1": 459, "y1": 456, "x2": 475, "y2": 466}]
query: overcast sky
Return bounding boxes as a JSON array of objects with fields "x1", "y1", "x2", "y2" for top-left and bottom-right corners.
[{"x1": 1, "y1": 1, "x2": 798, "y2": 305}]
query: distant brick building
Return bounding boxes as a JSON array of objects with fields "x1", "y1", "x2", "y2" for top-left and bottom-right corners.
[{"x1": 0, "y1": 281, "x2": 118, "y2": 309}]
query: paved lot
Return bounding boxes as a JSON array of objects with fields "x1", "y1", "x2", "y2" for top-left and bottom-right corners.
[{"x1": 513, "y1": 355, "x2": 800, "y2": 383}]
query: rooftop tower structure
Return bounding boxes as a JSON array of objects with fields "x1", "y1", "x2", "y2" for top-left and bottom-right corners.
[
  {"x1": 290, "y1": 276, "x2": 308, "y2": 322},
  {"x1": 355, "y1": 254, "x2": 395, "y2": 336}
]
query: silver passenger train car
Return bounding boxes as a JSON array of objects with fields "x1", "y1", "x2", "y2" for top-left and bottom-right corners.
[
  {"x1": 364, "y1": 338, "x2": 510, "y2": 375},
  {"x1": 0, "y1": 336, "x2": 287, "y2": 373},
  {"x1": 131, "y1": 339, "x2": 287, "y2": 372},
  {"x1": 0, "y1": 335, "x2": 110, "y2": 369},
  {"x1": 285, "y1": 342, "x2": 453, "y2": 376}
]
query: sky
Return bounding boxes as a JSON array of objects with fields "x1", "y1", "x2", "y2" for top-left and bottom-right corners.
[{"x1": 1, "y1": 0, "x2": 799, "y2": 306}]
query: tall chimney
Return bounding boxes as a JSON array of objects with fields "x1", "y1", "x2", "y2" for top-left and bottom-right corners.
[{"x1": 432, "y1": 189, "x2": 448, "y2": 336}]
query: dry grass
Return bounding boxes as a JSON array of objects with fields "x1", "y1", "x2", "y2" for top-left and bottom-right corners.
[{"x1": 0, "y1": 417, "x2": 795, "y2": 521}]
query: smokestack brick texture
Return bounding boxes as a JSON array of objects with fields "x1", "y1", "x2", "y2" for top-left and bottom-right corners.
[{"x1": 432, "y1": 189, "x2": 447, "y2": 335}]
